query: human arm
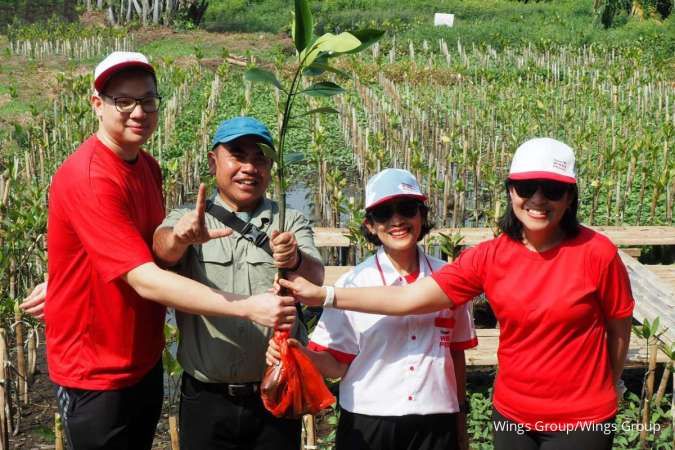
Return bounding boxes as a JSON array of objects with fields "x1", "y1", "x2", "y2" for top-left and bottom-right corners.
[
  {"x1": 20, "y1": 281, "x2": 47, "y2": 319},
  {"x1": 606, "y1": 317, "x2": 631, "y2": 385},
  {"x1": 124, "y1": 262, "x2": 296, "y2": 329},
  {"x1": 265, "y1": 337, "x2": 349, "y2": 379},
  {"x1": 153, "y1": 183, "x2": 232, "y2": 267},
  {"x1": 279, "y1": 275, "x2": 452, "y2": 314}
]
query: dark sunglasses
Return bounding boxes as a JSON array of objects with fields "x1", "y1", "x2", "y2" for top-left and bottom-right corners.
[
  {"x1": 368, "y1": 200, "x2": 421, "y2": 223},
  {"x1": 509, "y1": 180, "x2": 570, "y2": 201}
]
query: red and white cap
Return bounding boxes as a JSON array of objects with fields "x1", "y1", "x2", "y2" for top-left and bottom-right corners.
[
  {"x1": 508, "y1": 137, "x2": 576, "y2": 184},
  {"x1": 365, "y1": 168, "x2": 427, "y2": 210},
  {"x1": 94, "y1": 51, "x2": 155, "y2": 93}
]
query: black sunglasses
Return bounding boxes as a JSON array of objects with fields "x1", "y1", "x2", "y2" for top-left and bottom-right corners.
[
  {"x1": 368, "y1": 200, "x2": 421, "y2": 223},
  {"x1": 509, "y1": 180, "x2": 571, "y2": 201}
]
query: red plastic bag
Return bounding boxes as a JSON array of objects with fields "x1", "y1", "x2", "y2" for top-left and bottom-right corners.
[{"x1": 261, "y1": 330, "x2": 336, "y2": 418}]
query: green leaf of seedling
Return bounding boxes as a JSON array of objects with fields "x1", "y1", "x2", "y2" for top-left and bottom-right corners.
[
  {"x1": 284, "y1": 152, "x2": 305, "y2": 165},
  {"x1": 244, "y1": 68, "x2": 284, "y2": 91},
  {"x1": 342, "y1": 29, "x2": 385, "y2": 54},
  {"x1": 294, "y1": 107, "x2": 340, "y2": 118},
  {"x1": 651, "y1": 316, "x2": 660, "y2": 336},
  {"x1": 257, "y1": 142, "x2": 277, "y2": 161},
  {"x1": 293, "y1": 0, "x2": 314, "y2": 53},
  {"x1": 301, "y1": 81, "x2": 345, "y2": 97},
  {"x1": 303, "y1": 60, "x2": 351, "y2": 79},
  {"x1": 301, "y1": 32, "x2": 362, "y2": 67}
]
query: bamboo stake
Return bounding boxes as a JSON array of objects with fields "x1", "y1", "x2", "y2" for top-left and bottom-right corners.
[
  {"x1": 27, "y1": 330, "x2": 37, "y2": 380},
  {"x1": 13, "y1": 301, "x2": 27, "y2": 406},
  {"x1": 55, "y1": 413, "x2": 64, "y2": 450},
  {"x1": 0, "y1": 329, "x2": 8, "y2": 450},
  {"x1": 640, "y1": 339, "x2": 658, "y2": 448},
  {"x1": 655, "y1": 362, "x2": 672, "y2": 406},
  {"x1": 303, "y1": 414, "x2": 316, "y2": 450},
  {"x1": 169, "y1": 414, "x2": 180, "y2": 450}
]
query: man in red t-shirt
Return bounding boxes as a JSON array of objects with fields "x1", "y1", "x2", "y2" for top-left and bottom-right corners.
[{"x1": 29, "y1": 52, "x2": 297, "y2": 450}]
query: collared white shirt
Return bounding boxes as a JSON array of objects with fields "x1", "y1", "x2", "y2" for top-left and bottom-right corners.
[{"x1": 309, "y1": 246, "x2": 478, "y2": 416}]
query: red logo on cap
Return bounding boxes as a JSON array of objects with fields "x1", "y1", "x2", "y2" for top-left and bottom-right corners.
[{"x1": 552, "y1": 159, "x2": 568, "y2": 171}]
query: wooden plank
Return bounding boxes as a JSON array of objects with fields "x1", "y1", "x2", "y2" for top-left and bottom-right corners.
[
  {"x1": 590, "y1": 226, "x2": 675, "y2": 245},
  {"x1": 621, "y1": 248, "x2": 642, "y2": 258},
  {"x1": 646, "y1": 265, "x2": 675, "y2": 292},
  {"x1": 465, "y1": 328, "x2": 668, "y2": 367},
  {"x1": 324, "y1": 266, "x2": 352, "y2": 285},
  {"x1": 314, "y1": 226, "x2": 675, "y2": 248},
  {"x1": 619, "y1": 251, "x2": 675, "y2": 346}
]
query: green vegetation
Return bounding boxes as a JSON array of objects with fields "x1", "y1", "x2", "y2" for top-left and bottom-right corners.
[
  {"x1": 204, "y1": 0, "x2": 674, "y2": 60},
  {"x1": 0, "y1": 1, "x2": 672, "y2": 447}
]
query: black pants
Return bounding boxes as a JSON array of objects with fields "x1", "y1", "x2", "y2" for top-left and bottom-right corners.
[
  {"x1": 492, "y1": 408, "x2": 615, "y2": 450},
  {"x1": 336, "y1": 409, "x2": 459, "y2": 450},
  {"x1": 179, "y1": 372, "x2": 302, "y2": 450},
  {"x1": 55, "y1": 360, "x2": 163, "y2": 450}
]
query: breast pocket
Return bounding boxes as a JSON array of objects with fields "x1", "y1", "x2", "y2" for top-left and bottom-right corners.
[
  {"x1": 196, "y1": 240, "x2": 233, "y2": 289},
  {"x1": 245, "y1": 247, "x2": 276, "y2": 295}
]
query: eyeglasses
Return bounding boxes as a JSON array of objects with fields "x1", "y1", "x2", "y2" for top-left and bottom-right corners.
[
  {"x1": 368, "y1": 200, "x2": 421, "y2": 223},
  {"x1": 509, "y1": 180, "x2": 570, "y2": 201},
  {"x1": 100, "y1": 94, "x2": 162, "y2": 113}
]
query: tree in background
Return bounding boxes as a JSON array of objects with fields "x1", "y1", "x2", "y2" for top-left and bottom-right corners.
[
  {"x1": 594, "y1": 0, "x2": 672, "y2": 28},
  {"x1": 0, "y1": 0, "x2": 208, "y2": 27}
]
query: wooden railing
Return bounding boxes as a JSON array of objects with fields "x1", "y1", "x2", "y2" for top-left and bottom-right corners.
[{"x1": 313, "y1": 226, "x2": 675, "y2": 360}]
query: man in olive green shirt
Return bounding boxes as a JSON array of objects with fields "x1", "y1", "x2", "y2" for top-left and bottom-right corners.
[{"x1": 152, "y1": 117, "x2": 324, "y2": 450}]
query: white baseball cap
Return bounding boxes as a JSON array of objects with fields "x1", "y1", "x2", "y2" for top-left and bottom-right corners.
[
  {"x1": 94, "y1": 51, "x2": 156, "y2": 93},
  {"x1": 508, "y1": 138, "x2": 576, "y2": 184},
  {"x1": 365, "y1": 168, "x2": 427, "y2": 210}
]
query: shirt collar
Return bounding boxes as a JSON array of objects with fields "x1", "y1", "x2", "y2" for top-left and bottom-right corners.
[
  {"x1": 375, "y1": 245, "x2": 432, "y2": 286},
  {"x1": 212, "y1": 191, "x2": 273, "y2": 230}
]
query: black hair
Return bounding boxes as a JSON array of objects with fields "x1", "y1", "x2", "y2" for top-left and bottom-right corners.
[
  {"x1": 361, "y1": 201, "x2": 433, "y2": 246},
  {"x1": 100, "y1": 67, "x2": 158, "y2": 96},
  {"x1": 498, "y1": 181, "x2": 581, "y2": 242}
]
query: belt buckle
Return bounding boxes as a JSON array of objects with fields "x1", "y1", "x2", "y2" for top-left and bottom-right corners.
[{"x1": 227, "y1": 383, "x2": 258, "y2": 397}]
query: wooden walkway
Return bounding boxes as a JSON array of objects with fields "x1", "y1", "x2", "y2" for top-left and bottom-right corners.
[
  {"x1": 314, "y1": 226, "x2": 675, "y2": 247},
  {"x1": 315, "y1": 225, "x2": 675, "y2": 364},
  {"x1": 466, "y1": 329, "x2": 668, "y2": 367}
]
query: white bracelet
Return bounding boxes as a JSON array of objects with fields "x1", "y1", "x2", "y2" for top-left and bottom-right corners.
[{"x1": 323, "y1": 286, "x2": 335, "y2": 308}]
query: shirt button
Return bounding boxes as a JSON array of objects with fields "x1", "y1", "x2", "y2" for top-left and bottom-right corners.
[
  {"x1": 409, "y1": 366, "x2": 414, "y2": 371},
  {"x1": 411, "y1": 335, "x2": 416, "y2": 340},
  {"x1": 408, "y1": 395, "x2": 413, "y2": 401}
]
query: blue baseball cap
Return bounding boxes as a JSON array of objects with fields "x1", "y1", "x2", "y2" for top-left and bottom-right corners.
[
  {"x1": 365, "y1": 168, "x2": 427, "y2": 210},
  {"x1": 211, "y1": 117, "x2": 275, "y2": 150}
]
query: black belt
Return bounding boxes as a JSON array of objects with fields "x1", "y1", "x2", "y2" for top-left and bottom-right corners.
[{"x1": 187, "y1": 373, "x2": 260, "y2": 397}]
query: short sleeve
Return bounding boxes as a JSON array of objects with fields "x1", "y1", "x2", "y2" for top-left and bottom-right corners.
[
  {"x1": 597, "y1": 252, "x2": 634, "y2": 319},
  {"x1": 287, "y1": 211, "x2": 322, "y2": 262},
  {"x1": 308, "y1": 271, "x2": 358, "y2": 362},
  {"x1": 309, "y1": 308, "x2": 359, "y2": 363},
  {"x1": 430, "y1": 245, "x2": 486, "y2": 307},
  {"x1": 450, "y1": 302, "x2": 478, "y2": 350},
  {"x1": 67, "y1": 174, "x2": 154, "y2": 283}
]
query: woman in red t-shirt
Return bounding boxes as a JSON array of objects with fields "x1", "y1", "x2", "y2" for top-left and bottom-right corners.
[{"x1": 281, "y1": 138, "x2": 633, "y2": 450}]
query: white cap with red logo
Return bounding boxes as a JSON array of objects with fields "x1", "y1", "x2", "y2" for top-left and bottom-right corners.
[
  {"x1": 94, "y1": 51, "x2": 155, "y2": 93},
  {"x1": 365, "y1": 168, "x2": 427, "y2": 210},
  {"x1": 508, "y1": 137, "x2": 577, "y2": 184}
]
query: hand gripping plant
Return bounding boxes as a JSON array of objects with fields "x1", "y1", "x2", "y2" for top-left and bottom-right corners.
[{"x1": 245, "y1": 0, "x2": 382, "y2": 419}]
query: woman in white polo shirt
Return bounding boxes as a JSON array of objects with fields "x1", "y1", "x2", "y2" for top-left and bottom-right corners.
[
  {"x1": 268, "y1": 168, "x2": 477, "y2": 450},
  {"x1": 280, "y1": 139, "x2": 634, "y2": 450}
]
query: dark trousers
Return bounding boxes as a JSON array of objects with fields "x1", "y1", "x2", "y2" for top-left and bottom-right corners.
[
  {"x1": 179, "y1": 372, "x2": 302, "y2": 450},
  {"x1": 55, "y1": 360, "x2": 163, "y2": 450},
  {"x1": 336, "y1": 409, "x2": 459, "y2": 450},
  {"x1": 492, "y1": 408, "x2": 615, "y2": 450}
]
